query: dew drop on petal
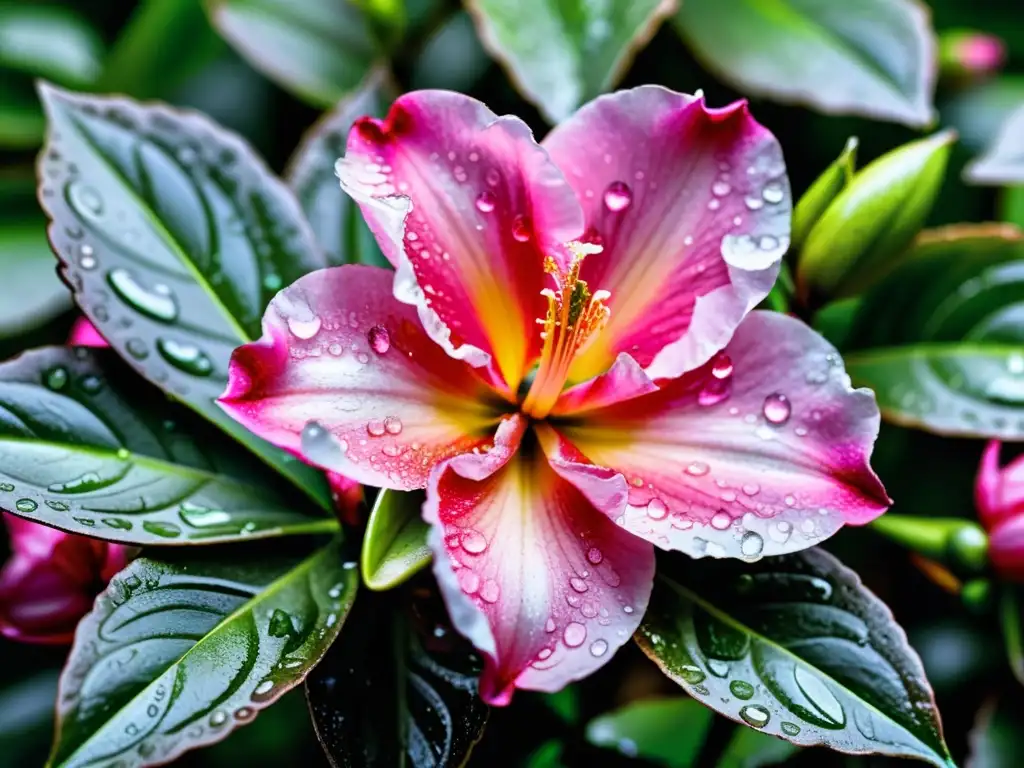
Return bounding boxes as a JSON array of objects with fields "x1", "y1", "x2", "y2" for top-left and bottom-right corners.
[
  {"x1": 384, "y1": 416, "x2": 403, "y2": 435},
  {"x1": 603, "y1": 181, "x2": 633, "y2": 212},
  {"x1": 367, "y1": 420, "x2": 386, "y2": 437},
  {"x1": 712, "y1": 180, "x2": 731, "y2": 197},
  {"x1": 741, "y1": 531, "x2": 764, "y2": 559},
  {"x1": 686, "y1": 461, "x2": 709, "y2": 477},
  {"x1": 589, "y1": 639, "x2": 609, "y2": 657},
  {"x1": 762, "y1": 393, "x2": 791, "y2": 424},
  {"x1": 646, "y1": 499, "x2": 668, "y2": 520},
  {"x1": 570, "y1": 577, "x2": 589, "y2": 593},
  {"x1": 457, "y1": 569, "x2": 480, "y2": 594},
  {"x1": 563, "y1": 622, "x2": 587, "y2": 648},
  {"x1": 461, "y1": 530, "x2": 487, "y2": 554},
  {"x1": 512, "y1": 215, "x2": 531, "y2": 242},
  {"x1": 545, "y1": 617, "x2": 556, "y2": 633},
  {"x1": 475, "y1": 191, "x2": 496, "y2": 213},
  {"x1": 587, "y1": 547, "x2": 603, "y2": 564},
  {"x1": 711, "y1": 353, "x2": 733, "y2": 380},
  {"x1": 742, "y1": 483, "x2": 760, "y2": 496},
  {"x1": 367, "y1": 325, "x2": 390, "y2": 354},
  {"x1": 480, "y1": 579, "x2": 500, "y2": 603},
  {"x1": 711, "y1": 510, "x2": 732, "y2": 530},
  {"x1": 287, "y1": 316, "x2": 321, "y2": 340}
]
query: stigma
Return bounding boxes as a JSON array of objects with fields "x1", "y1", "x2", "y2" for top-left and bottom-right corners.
[{"x1": 521, "y1": 241, "x2": 610, "y2": 419}]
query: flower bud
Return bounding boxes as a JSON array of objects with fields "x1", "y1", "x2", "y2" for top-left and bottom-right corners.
[
  {"x1": 940, "y1": 30, "x2": 1006, "y2": 81},
  {"x1": 791, "y1": 137, "x2": 858, "y2": 252},
  {"x1": 976, "y1": 441, "x2": 1024, "y2": 581},
  {"x1": 797, "y1": 131, "x2": 956, "y2": 304}
]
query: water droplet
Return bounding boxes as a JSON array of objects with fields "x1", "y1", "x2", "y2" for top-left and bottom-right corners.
[
  {"x1": 179, "y1": 503, "x2": 233, "y2": 528},
  {"x1": 744, "y1": 195, "x2": 764, "y2": 211},
  {"x1": 686, "y1": 461, "x2": 710, "y2": 476},
  {"x1": 762, "y1": 393, "x2": 791, "y2": 424},
  {"x1": 235, "y1": 707, "x2": 254, "y2": 720},
  {"x1": 287, "y1": 315, "x2": 321, "y2": 340},
  {"x1": 587, "y1": 547, "x2": 603, "y2": 564},
  {"x1": 103, "y1": 518, "x2": 132, "y2": 530},
  {"x1": 730, "y1": 680, "x2": 755, "y2": 700},
  {"x1": 45, "y1": 500, "x2": 69, "y2": 512},
  {"x1": 537, "y1": 648, "x2": 553, "y2": 661},
  {"x1": 563, "y1": 622, "x2": 587, "y2": 647},
  {"x1": 384, "y1": 416, "x2": 402, "y2": 435},
  {"x1": 739, "y1": 704, "x2": 770, "y2": 728},
  {"x1": 545, "y1": 617, "x2": 556, "y2": 632},
  {"x1": 480, "y1": 579, "x2": 500, "y2": 603},
  {"x1": 712, "y1": 180, "x2": 731, "y2": 196},
  {"x1": 15, "y1": 499, "x2": 37, "y2": 513},
  {"x1": 570, "y1": 577, "x2": 589, "y2": 593},
  {"x1": 254, "y1": 680, "x2": 274, "y2": 696},
  {"x1": 142, "y1": 520, "x2": 180, "y2": 538},
  {"x1": 368, "y1": 325, "x2": 390, "y2": 354},
  {"x1": 678, "y1": 664, "x2": 706, "y2": 684},
  {"x1": 209, "y1": 711, "x2": 228, "y2": 728},
  {"x1": 80, "y1": 375, "x2": 104, "y2": 394},
  {"x1": 263, "y1": 273, "x2": 282, "y2": 292},
  {"x1": 126, "y1": 338, "x2": 149, "y2": 359},
  {"x1": 603, "y1": 181, "x2": 633, "y2": 212},
  {"x1": 711, "y1": 353, "x2": 733, "y2": 380},
  {"x1": 589, "y1": 639, "x2": 609, "y2": 657},
  {"x1": 741, "y1": 532, "x2": 764, "y2": 559},
  {"x1": 367, "y1": 420, "x2": 386, "y2": 437},
  {"x1": 45, "y1": 366, "x2": 69, "y2": 390},
  {"x1": 0, "y1": 483, "x2": 13, "y2": 492},
  {"x1": 711, "y1": 510, "x2": 732, "y2": 530},
  {"x1": 461, "y1": 530, "x2": 487, "y2": 554},
  {"x1": 457, "y1": 569, "x2": 480, "y2": 594},
  {"x1": 485, "y1": 168, "x2": 501, "y2": 186},
  {"x1": 268, "y1": 608, "x2": 296, "y2": 637},
  {"x1": 512, "y1": 215, "x2": 531, "y2": 242},
  {"x1": 762, "y1": 183, "x2": 785, "y2": 204},
  {"x1": 107, "y1": 269, "x2": 178, "y2": 322},
  {"x1": 698, "y1": 379, "x2": 730, "y2": 406},
  {"x1": 475, "y1": 191, "x2": 496, "y2": 213},
  {"x1": 646, "y1": 499, "x2": 668, "y2": 520},
  {"x1": 769, "y1": 520, "x2": 793, "y2": 543},
  {"x1": 708, "y1": 199, "x2": 721, "y2": 211},
  {"x1": 157, "y1": 339, "x2": 213, "y2": 376},
  {"x1": 780, "y1": 722, "x2": 801, "y2": 736},
  {"x1": 69, "y1": 183, "x2": 104, "y2": 217}
]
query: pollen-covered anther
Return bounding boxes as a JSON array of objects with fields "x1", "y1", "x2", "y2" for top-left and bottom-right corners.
[{"x1": 522, "y1": 241, "x2": 611, "y2": 419}]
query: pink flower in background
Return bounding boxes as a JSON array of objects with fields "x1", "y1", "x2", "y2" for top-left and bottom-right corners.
[
  {"x1": 0, "y1": 514, "x2": 129, "y2": 644},
  {"x1": 219, "y1": 87, "x2": 889, "y2": 705},
  {"x1": 67, "y1": 317, "x2": 107, "y2": 347},
  {"x1": 975, "y1": 441, "x2": 1024, "y2": 581}
]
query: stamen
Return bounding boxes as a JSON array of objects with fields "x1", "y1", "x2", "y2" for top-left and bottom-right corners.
[{"x1": 521, "y1": 241, "x2": 611, "y2": 419}]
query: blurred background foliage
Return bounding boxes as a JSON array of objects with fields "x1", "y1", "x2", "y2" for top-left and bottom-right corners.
[{"x1": 1, "y1": 0, "x2": 1024, "y2": 766}]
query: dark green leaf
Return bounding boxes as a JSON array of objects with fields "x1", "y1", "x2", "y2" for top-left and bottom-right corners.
[
  {"x1": 525, "y1": 740, "x2": 564, "y2": 768},
  {"x1": 636, "y1": 549, "x2": 953, "y2": 767},
  {"x1": 361, "y1": 489, "x2": 431, "y2": 590},
  {"x1": 966, "y1": 104, "x2": 1024, "y2": 185},
  {"x1": 36, "y1": 83, "x2": 332, "y2": 509},
  {"x1": 286, "y1": 69, "x2": 392, "y2": 268},
  {"x1": 307, "y1": 588, "x2": 488, "y2": 767},
  {"x1": 0, "y1": 216, "x2": 71, "y2": 338},
  {"x1": 99, "y1": 0, "x2": 225, "y2": 100},
  {"x1": 466, "y1": 0, "x2": 675, "y2": 122},
  {"x1": 674, "y1": 0, "x2": 936, "y2": 127},
  {"x1": 586, "y1": 697, "x2": 713, "y2": 766},
  {"x1": 0, "y1": 671, "x2": 61, "y2": 765},
  {"x1": 49, "y1": 539, "x2": 357, "y2": 768},
  {"x1": 204, "y1": 0, "x2": 381, "y2": 107},
  {"x1": 967, "y1": 697, "x2": 1021, "y2": 768},
  {"x1": 0, "y1": 347, "x2": 336, "y2": 544},
  {"x1": 1000, "y1": 585, "x2": 1024, "y2": 687},
  {"x1": 0, "y1": 80, "x2": 45, "y2": 148},
  {"x1": 0, "y1": 5, "x2": 102, "y2": 88}
]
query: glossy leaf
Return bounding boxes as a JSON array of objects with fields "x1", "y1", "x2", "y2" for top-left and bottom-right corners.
[
  {"x1": 797, "y1": 130, "x2": 956, "y2": 303},
  {"x1": 361, "y1": 490, "x2": 431, "y2": 591},
  {"x1": 0, "y1": 5, "x2": 102, "y2": 88},
  {"x1": 466, "y1": 0, "x2": 676, "y2": 123},
  {"x1": 586, "y1": 697, "x2": 713, "y2": 766},
  {"x1": 36, "y1": 83, "x2": 333, "y2": 509},
  {"x1": 285, "y1": 69, "x2": 392, "y2": 268},
  {"x1": 636, "y1": 549, "x2": 953, "y2": 767},
  {"x1": 0, "y1": 347, "x2": 336, "y2": 544},
  {"x1": 307, "y1": 588, "x2": 488, "y2": 767},
  {"x1": 966, "y1": 104, "x2": 1024, "y2": 185},
  {"x1": 0, "y1": 216, "x2": 71, "y2": 338},
  {"x1": 674, "y1": 0, "x2": 937, "y2": 127},
  {"x1": 204, "y1": 0, "x2": 381, "y2": 108},
  {"x1": 49, "y1": 539, "x2": 357, "y2": 768},
  {"x1": 791, "y1": 136, "x2": 857, "y2": 252}
]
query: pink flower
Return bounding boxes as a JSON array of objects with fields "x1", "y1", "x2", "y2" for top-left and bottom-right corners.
[
  {"x1": 219, "y1": 87, "x2": 889, "y2": 705},
  {"x1": 0, "y1": 514, "x2": 130, "y2": 644},
  {"x1": 975, "y1": 441, "x2": 1024, "y2": 581},
  {"x1": 67, "y1": 317, "x2": 108, "y2": 347}
]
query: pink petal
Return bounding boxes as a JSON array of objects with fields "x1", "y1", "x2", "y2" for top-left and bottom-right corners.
[
  {"x1": 327, "y1": 471, "x2": 366, "y2": 526},
  {"x1": 423, "y1": 416, "x2": 654, "y2": 705},
  {"x1": 989, "y1": 515, "x2": 1024, "y2": 582},
  {"x1": 975, "y1": 441, "x2": 1024, "y2": 531},
  {"x1": 0, "y1": 514, "x2": 128, "y2": 644},
  {"x1": 558, "y1": 311, "x2": 889, "y2": 561},
  {"x1": 338, "y1": 90, "x2": 584, "y2": 393},
  {"x1": 218, "y1": 264, "x2": 506, "y2": 491},
  {"x1": 542, "y1": 86, "x2": 790, "y2": 387},
  {"x1": 67, "y1": 317, "x2": 108, "y2": 347}
]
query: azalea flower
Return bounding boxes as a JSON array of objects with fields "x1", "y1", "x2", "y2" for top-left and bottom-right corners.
[
  {"x1": 219, "y1": 86, "x2": 889, "y2": 705},
  {"x1": 975, "y1": 441, "x2": 1024, "y2": 580}
]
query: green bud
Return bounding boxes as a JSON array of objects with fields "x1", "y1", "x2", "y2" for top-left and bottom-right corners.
[
  {"x1": 872, "y1": 514, "x2": 990, "y2": 578},
  {"x1": 947, "y1": 523, "x2": 989, "y2": 574},
  {"x1": 791, "y1": 137, "x2": 858, "y2": 252},
  {"x1": 961, "y1": 578, "x2": 993, "y2": 614},
  {"x1": 797, "y1": 130, "x2": 957, "y2": 304}
]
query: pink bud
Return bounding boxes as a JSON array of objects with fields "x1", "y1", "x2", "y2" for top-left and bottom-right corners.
[
  {"x1": 67, "y1": 317, "x2": 108, "y2": 348},
  {"x1": 940, "y1": 30, "x2": 1006, "y2": 80},
  {"x1": 976, "y1": 442, "x2": 1024, "y2": 581}
]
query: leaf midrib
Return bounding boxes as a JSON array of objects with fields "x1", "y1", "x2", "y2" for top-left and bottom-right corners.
[
  {"x1": 51, "y1": 542, "x2": 342, "y2": 767},
  {"x1": 656, "y1": 575, "x2": 950, "y2": 766}
]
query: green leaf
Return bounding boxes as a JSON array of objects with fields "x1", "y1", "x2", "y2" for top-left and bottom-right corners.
[
  {"x1": 48, "y1": 539, "x2": 357, "y2": 768},
  {"x1": 791, "y1": 136, "x2": 857, "y2": 253},
  {"x1": 0, "y1": 5, "x2": 102, "y2": 88},
  {"x1": 636, "y1": 549, "x2": 953, "y2": 767},
  {"x1": 466, "y1": 0, "x2": 675, "y2": 123},
  {"x1": 0, "y1": 80, "x2": 45, "y2": 148},
  {"x1": 1001, "y1": 586, "x2": 1024, "y2": 687},
  {"x1": 941, "y1": 74, "x2": 1024, "y2": 153},
  {"x1": 719, "y1": 724, "x2": 800, "y2": 767},
  {"x1": 525, "y1": 740, "x2": 564, "y2": 768},
  {"x1": 1001, "y1": 186, "x2": 1024, "y2": 228},
  {"x1": 967, "y1": 697, "x2": 1021, "y2": 768},
  {"x1": 285, "y1": 68, "x2": 392, "y2": 268},
  {"x1": 966, "y1": 104, "x2": 1024, "y2": 185},
  {"x1": 99, "y1": 0, "x2": 225, "y2": 100},
  {"x1": 361, "y1": 489, "x2": 431, "y2": 591},
  {"x1": 204, "y1": 0, "x2": 382, "y2": 108},
  {"x1": 0, "y1": 347, "x2": 337, "y2": 545},
  {"x1": 36, "y1": 83, "x2": 333, "y2": 510},
  {"x1": 847, "y1": 344, "x2": 1024, "y2": 440},
  {"x1": 0, "y1": 216, "x2": 71, "y2": 338},
  {"x1": 306, "y1": 588, "x2": 488, "y2": 767},
  {"x1": 586, "y1": 698, "x2": 713, "y2": 766},
  {"x1": 673, "y1": 0, "x2": 937, "y2": 127},
  {"x1": 796, "y1": 130, "x2": 956, "y2": 304}
]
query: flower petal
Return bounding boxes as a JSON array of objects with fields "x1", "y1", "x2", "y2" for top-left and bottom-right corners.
[
  {"x1": 338, "y1": 90, "x2": 584, "y2": 392},
  {"x1": 558, "y1": 311, "x2": 889, "y2": 561},
  {"x1": 67, "y1": 317, "x2": 108, "y2": 347},
  {"x1": 218, "y1": 264, "x2": 505, "y2": 491},
  {"x1": 975, "y1": 441, "x2": 1024, "y2": 530},
  {"x1": 542, "y1": 86, "x2": 790, "y2": 385},
  {"x1": 424, "y1": 415, "x2": 654, "y2": 705},
  {"x1": 989, "y1": 516, "x2": 1024, "y2": 582}
]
